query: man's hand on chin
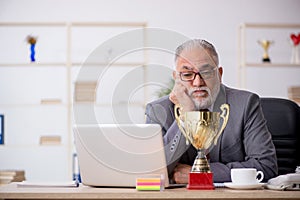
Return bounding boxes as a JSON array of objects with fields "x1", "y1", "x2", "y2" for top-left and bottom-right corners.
[{"x1": 169, "y1": 79, "x2": 195, "y2": 112}]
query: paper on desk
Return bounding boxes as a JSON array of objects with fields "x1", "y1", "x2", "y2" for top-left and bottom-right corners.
[
  {"x1": 17, "y1": 180, "x2": 79, "y2": 188},
  {"x1": 214, "y1": 183, "x2": 225, "y2": 188}
]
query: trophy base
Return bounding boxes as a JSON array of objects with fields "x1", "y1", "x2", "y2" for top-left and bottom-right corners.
[
  {"x1": 262, "y1": 58, "x2": 271, "y2": 62},
  {"x1": 187, "y1": 172, "x2": 214, "y2": 190}
]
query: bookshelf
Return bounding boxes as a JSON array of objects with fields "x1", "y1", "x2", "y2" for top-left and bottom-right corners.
[
  {"x1": 0, "y1": 21, "x2": 147, "y2": 181},
  {"x1": 238, "y1": 23, "x2": 300, "y2": 89}
]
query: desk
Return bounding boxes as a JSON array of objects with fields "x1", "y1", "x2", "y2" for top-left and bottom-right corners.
[{"x1": 0, "y1": 183, "x2": 300, "y2": 200}]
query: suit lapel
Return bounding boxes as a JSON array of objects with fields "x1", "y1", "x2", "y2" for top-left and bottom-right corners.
[
  {"x1": 212, "y1": 84, "x2": 227, "y2": 112},
  {"x1": 169, "y1": 103, "x2": 175, "y2": 121},
  {"x1": 210, "y1": 84, "x2": 227, "y2": 162}
]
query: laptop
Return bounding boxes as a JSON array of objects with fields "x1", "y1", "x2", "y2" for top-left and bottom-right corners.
[{"x1": 74, "y1": 124, "x2": 171, "y2": 188}]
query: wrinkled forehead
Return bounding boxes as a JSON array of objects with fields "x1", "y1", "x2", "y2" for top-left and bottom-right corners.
[{"x1": 175, "y1": 48, "x2": 216, "y2": 70}]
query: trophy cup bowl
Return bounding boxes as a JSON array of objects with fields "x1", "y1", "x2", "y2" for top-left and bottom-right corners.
[
  {"x1": 258, "y1": 40, "x2": 273, "y2": 63},
  {"x1": 175, "y1": 104, "x2": 229, "y2": 189}
]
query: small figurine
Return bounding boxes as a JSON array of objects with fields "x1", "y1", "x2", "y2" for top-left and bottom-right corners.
[{"x1": 26, "y1": 35, "x2": 37, "y2": 62}]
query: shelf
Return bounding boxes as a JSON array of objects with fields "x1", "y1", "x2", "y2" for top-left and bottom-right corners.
[
  {"x1": 238, "y1": 22, "x2": 300, "y2": 88},
  {"x1": 72, "y1": 102, "x2": 145, "y2": 107},
  {"x1": 0, "y1": 21, "x2": 148, "y2": 182},
  {"x1": 242, "y1": 63, "x2": 300, "y2": 67},
  {"x1": 0, "y1": 63, "x2": 67, "y2": 67},
  {"x1": 0, "y1": 62, "x2": 145, "y2": 67},
  {"x1": 0, "y1": 99, "x2": 66, "y2": 107},
  {"x1": 71, "y1": 22, "x2": 147, "y2": 27},
  {"x1": 0, "y1": 21, "x2": 147, "y2": 27},
  {"x1": 0, "y1": 104, "x2": 67, "y2": 107},
  {"x1": 241, "y1": 23, "x2": 300, "y2": 29},
  {"x1": 71, "y1": 62, "x2": 146, "y2": 67},
  {"x1": 0, "y1": 144, "x2": 67, "y2": 149},
  {"x1": 0, "y1": 22, "x2": 67, "y2": 27}
]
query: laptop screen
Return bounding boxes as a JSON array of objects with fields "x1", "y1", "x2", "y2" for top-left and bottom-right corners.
[{"x1": 74, "y1": 124, "x2": 169, "y2": 187}]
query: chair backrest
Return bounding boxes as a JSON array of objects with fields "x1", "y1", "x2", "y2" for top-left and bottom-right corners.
[{"x1": 260, "y1": 98, "x2": 300, "y2": 175}]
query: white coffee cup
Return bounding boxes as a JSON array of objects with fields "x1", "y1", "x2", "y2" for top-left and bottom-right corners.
[{"x1": 231, "y1": 168, "x2": 264, "y2": 185}]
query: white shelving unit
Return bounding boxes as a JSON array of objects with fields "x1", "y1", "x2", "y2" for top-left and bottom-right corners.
[
  {"x1": 0, "y1": 22, "x2": 148, "y2": 181},
  {"x1": 238, "y1": 23, "x2": 300, "y2": 89}
]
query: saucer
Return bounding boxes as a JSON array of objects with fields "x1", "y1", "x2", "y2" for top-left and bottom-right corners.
[{"x1": 224, "y1": 182, "x2": 265, "y2": 190}]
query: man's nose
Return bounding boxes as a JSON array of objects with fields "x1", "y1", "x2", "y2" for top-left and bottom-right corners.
[{"x1": 192, "y1": 73, "x2": 205, "y2": 87}]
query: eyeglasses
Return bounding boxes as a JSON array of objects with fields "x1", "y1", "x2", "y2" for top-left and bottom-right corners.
[{"x1": 178, "y1": 67, "x2": 218, "y2": 81}]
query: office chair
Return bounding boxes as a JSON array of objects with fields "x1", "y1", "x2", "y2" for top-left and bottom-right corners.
[{"x1": 260, "y1": 98, "x2": 300, "y2": 175}]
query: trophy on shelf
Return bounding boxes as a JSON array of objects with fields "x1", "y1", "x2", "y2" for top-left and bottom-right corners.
[
  {"x1": 257, "y1": 40, "x2": 274, "y2": 63},
  {"x1": 26, "y1": 35, "x2": 37, "y2": 62},
  {"x1": 174, "y1": 104, "x2": 229, "y2": 190}
]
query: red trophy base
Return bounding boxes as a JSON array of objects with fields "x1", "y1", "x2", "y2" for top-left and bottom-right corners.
[{"x1": 187, "y1": 172, "x2": 215, "y2": 190}]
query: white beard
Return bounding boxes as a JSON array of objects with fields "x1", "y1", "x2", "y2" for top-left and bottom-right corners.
[{"x1": 188, "y1": 81, "x2": 220, "y2": 110}]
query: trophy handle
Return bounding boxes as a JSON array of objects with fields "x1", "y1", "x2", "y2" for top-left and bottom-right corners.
[
  {"x1": 174, "y1": 104, "x2": 189, "y2": 145},
  {"x1": 213, "y1": 104, "x2": 230, "y2": 145}
]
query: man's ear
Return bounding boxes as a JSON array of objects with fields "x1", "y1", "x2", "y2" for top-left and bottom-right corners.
[
  {"x1": 218, "y1": 67, "x2": 223, "y2": 82},
  {"x1": 172, "y1": 70, "x2": 176, "y2": 79}
]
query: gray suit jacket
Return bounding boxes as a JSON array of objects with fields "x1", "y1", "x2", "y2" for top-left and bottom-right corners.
[{"x1": 145, "y1": 84, "x2": 278, "y2": 182}]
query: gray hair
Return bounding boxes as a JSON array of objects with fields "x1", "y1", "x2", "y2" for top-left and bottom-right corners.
[{"x1": 174, "y1": 39, "x2": 219, "y2": 66}]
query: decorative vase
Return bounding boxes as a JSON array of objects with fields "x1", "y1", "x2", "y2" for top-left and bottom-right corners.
[{"x1": 290, "y1": 33, "x2": 300, "y2": 64}]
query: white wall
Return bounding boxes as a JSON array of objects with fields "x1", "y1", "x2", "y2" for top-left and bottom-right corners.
[
  {"x1": 0, "y1": 0, "x2": 300, "y2": 181},
  {"x1": 1, "y1": 0, "x2": 300, "y2": 98}
]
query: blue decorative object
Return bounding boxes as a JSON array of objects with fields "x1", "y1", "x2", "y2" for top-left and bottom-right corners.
[
  {"x1": 27, "y1": 36, "x2": 37, "y2": 62},
  {"x1": 30, "y1": 43, "x2": 36, "y2": 62}
]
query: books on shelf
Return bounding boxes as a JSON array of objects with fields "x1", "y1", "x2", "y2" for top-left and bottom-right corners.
[
  {"x1": 40, "y1": 99, "x2": 62, "y2": 104},
  {"x1": 288, "y1": 86, "x2": 300, "y2": 104},
  {"x1": 39, "y1": 135, "x2": 61, "y2": 145},
  {"x1": 74, "y1": 81, "x2": 97, "y2": 102},
  {"x1": 0, "y1": 170, "x2": 25, "y2": 185}
]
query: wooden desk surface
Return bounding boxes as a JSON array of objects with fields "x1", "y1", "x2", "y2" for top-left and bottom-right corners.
[{"x1": 0, "y1": 183, "x2": 300, "y2": 200}]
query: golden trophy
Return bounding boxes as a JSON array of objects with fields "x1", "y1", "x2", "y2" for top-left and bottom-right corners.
[
  {"x1": 258, "y1": 40, "x2": 273, "y2": 63},
  {"x1": 175, "y1": 104, "x2": 229, "y2": 189}
]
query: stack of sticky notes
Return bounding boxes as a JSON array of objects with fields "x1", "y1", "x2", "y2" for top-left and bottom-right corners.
[{"x1": 136, "y1": 176, "x2": 163, "y2": 191}]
